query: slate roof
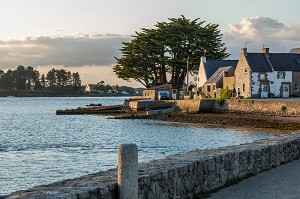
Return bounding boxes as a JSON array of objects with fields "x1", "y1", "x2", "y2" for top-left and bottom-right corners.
[
  {"x1": 245, "y1": 53, "x2": 300, "y2": 72},
  {"x1": 205, "y1": 66, "x2": 234, "y2": 84},
  {"x1": 204, "y1": 60, "x2": 238, "y2": 79},
  {"x1": 244, "y1": 53, "x2": 272, "y2": 72},
  {"x1": 145, "y1": 84, "x2": 172, "y2": 90}
]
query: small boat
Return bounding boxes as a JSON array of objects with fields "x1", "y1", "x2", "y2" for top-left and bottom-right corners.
[
  {"x1": 128, "y1": 97, "x2": 152, "y2": 101},
  {"x1": 146, "y1": 107, "x2": 174, "y2": 115}
]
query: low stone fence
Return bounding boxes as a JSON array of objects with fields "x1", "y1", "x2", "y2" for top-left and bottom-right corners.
[
  {"x1": 4, "y1": 132, "x2": 300, "y2": 199},
  {"x1": 214, "y1": 99, "x2": 300, "y2": 115}
]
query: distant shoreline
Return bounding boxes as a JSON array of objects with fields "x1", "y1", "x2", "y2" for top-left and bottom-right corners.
[{"x1": 0, "y1": 90, "x2": 133, "y2": 97}]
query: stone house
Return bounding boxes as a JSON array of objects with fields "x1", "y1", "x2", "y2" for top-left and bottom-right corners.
[
  {"x1": 197, "y1": 57, "x2": 238, "y2": 91},
  {"x1": 290, "y1": 48, "x2": 300, "y2": 54},
  {"x1": 235, "y1": 47, "x2": 300, "y2": 98},
  {"x1": 203, "y1": 66, "x2": 235, "y2": 98},
  {"x1": 143, "y1": 84, "x2": 172, "y2": 100}
]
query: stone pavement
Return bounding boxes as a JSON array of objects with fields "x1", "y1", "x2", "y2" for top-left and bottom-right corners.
[{"x1": 209, "y1": 159, "x2": 300, "y2": 199}]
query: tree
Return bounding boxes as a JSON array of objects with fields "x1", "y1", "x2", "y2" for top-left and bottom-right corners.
[
  {"x1": 46, "y1": 68, "x2": 57, "y2": 88},
  {"x1": 114, "y1": 16, "x2": 229, "y2": 89},
  {"x1": 0, "y1": 70, "x2": 4, "y2": 89},
  {"x1": 72, "y1": 72, "x2": 81, "y2": 91},
  {"x1": 40, "y1": 74, "x2": 46, "y2": 88},
  {"x1": 15, "y1": 65, "x2": 27, "y2": 90}
]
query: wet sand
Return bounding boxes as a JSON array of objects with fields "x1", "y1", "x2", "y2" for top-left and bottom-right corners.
[{"x1": 112, "y1": 111, "x2": 300, "y2": 134}]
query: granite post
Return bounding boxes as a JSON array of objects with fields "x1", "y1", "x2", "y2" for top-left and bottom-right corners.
[{"x1": 118, "y1": 143, "x2": 138, "y2": 199}]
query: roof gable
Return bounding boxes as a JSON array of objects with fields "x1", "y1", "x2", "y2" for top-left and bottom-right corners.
[
  {"x1": 205, "y1": 60, "x2": 238, "y2": 78},
  {"x1": 205, "y1": 66, "x2": 234, "y2": 84}
]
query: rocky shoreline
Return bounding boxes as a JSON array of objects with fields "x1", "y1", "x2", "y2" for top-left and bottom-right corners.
[{"x1": 112, "y1": 111, "x2": 300, "y2": 134}]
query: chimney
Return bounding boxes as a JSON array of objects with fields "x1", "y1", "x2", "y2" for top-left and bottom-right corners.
[
  {"x1": 241, "y1": 48, "x2": 247, "y2": 56},
  {"x1": 262, "y1": 48, "x2": 269, "y2": 55}
]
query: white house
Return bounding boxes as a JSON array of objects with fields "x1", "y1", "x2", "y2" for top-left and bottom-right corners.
[
  {"x1": 235, "y1": 48, "x2": 300, "y2": 98},
  {"x1": 197, "y1": 56, "x2": 238, "y2": 91}
]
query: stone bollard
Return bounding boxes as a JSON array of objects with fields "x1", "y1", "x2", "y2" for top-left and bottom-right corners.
[{"x1": 118, "y1": 144, "x2": 138, "y2": 199}]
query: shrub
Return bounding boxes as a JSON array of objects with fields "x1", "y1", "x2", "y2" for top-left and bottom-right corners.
[
  {"x1": 219, "y1": 89, "x2": 232, "y2": 99},
  {"x1": 217, "y1": 98, "x2": 225, "y2": 106},
  {"x1": 281, "y1": 105, "x2": 287, "y2": 112}
]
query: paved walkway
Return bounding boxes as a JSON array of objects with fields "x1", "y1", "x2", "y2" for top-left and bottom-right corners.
[{"x1": 209, "y1": 159, "x2": 300, "y2": 199}]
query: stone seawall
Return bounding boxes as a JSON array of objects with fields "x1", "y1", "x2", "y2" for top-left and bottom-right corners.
[
  {"x1": 214, "y1": 99, "x2": 300, "y2": 115},
  {"x1": 4, "y1": 132, "x2": 300, "y2": 199}
]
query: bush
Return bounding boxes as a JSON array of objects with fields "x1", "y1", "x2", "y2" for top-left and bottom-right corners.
[
  {"x1": 220, "y1": 89, "x2": 232, "y2": 99},
  {"x1": 217, "y1": 98, "x2": 225, "y2": 106},
  {"x1": 281, "y1": 105, "x2": 287, "y2": 112}
]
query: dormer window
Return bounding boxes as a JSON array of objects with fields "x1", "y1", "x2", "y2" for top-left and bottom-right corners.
[
  {"x1": 259, "y1": 73, "x2": 266, "y2": 81},
  {"x1": 277, "y1": 72, "x2": 285, "y2": 79}
]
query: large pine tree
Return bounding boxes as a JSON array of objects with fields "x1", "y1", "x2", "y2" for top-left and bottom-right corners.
[{"x1": 114, "y1": 16, "x2": 229, "y2": 89}]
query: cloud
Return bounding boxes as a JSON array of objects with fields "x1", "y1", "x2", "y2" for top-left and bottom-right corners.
[
  {"x1": 0, "y1": 33, "x2": 146, "y2": 87},
  {"x1": 224, "y1": 17, "x2": 300, "y2": 59},
  {"x1": 0, "y1": 33, "x2": 131, "y2": 68}
]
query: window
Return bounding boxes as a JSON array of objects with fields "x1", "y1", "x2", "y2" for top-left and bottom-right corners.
[
  {"x1": 259, "y1": 73, "x2": 266, "y2": 80},
  {"x1": 243, "y1": 83, "x2": 245, "y2": 92},
  {"x1": 207, "y1": 85, "x2": 211, "y2": 92},
  {"x1": 295, "y1": 84, "x2": 299, "y2": 91},
  {"x1": 278, "y1": 72, "x2": 284, "y2": 79},
  {"x1": 213, "y1": 85, "x2": 216, "y2": 90}
]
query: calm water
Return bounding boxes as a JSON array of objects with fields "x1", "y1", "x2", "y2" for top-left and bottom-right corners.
[{"x1": 0, "y1": 97, "x2": 274, "y2": 195}]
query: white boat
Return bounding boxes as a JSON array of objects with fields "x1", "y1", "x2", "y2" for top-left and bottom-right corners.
[{"x1": 146, "y1": 107, "x2": 174, "y2": 115}]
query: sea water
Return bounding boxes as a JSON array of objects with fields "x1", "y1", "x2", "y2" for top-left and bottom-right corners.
[{"x1": 0, "y1": 97, "x2": 274, "y2": 195}]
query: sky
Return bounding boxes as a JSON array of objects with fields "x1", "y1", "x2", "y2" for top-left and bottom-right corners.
[{"x1": 0, "y1": 0, "x2": 299, "y2": 87}]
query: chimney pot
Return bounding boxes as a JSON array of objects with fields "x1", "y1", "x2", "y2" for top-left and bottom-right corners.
[
  {"x1": 241, "y1": 48, "x2": 247, "y2": 56},
  {"x1": 263, "y1": 48, "x2": 269, "y2": 55}
]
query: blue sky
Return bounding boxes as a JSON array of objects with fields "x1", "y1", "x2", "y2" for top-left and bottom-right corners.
[{"x1": 0, "y1": 0, "x2": 299, "y2": 86}]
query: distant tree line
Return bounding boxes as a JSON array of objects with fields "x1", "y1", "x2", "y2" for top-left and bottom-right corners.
[
  {"x1": 89, "y1": 80, "x2": 138, "y2": 95},
  {"x1": 0, "y1": 65, "x2": 81, "y2": 93}
]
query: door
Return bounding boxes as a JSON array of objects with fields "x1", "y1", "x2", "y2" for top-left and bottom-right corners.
[
  {"x1": 261, "y1": 83, "x2": 268, "y2": 98},
  {"x1": 282, "y1": 84, "x2": 289, "y2": 98}
]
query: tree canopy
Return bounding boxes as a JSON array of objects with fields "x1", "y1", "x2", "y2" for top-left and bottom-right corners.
[
  {"x1": 114, "y1": 16, "x2": 229, "y2": 89},
  {"x1": 0, "y1": 66, "x2": 81, "y2": 93}
]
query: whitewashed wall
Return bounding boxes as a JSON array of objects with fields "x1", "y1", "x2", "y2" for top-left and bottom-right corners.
[{"x1": 252, "y1": 71, "x2": 292, "y2": 97}]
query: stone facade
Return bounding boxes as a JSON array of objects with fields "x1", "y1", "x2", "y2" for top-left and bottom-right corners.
[
  {"x1": 292, "y1": 72, "x2": 300, "y2": 96},
  {"x1": 223, "y1": 76, "x2": 234, "y2": 90},
  {"x1": 234, "y1": 49, "x2": 252, "y2": 98},
  {"x1": 5, "y1": 132, "x2": 300, "y2": 199}
]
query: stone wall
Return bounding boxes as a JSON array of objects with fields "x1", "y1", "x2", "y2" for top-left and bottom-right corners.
[
  {"x1": 214, "y1": 99, "x2": 300, "y2": 115},
  {"x1": 4, "y1": 132, "x2": 300, "y2": 199},
  {"x1": 169, "y1": 99, "x2": 200, "y2": 113},
  {"x1": 129, "y1": 100, "x2": 173, "y2": 111}
]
